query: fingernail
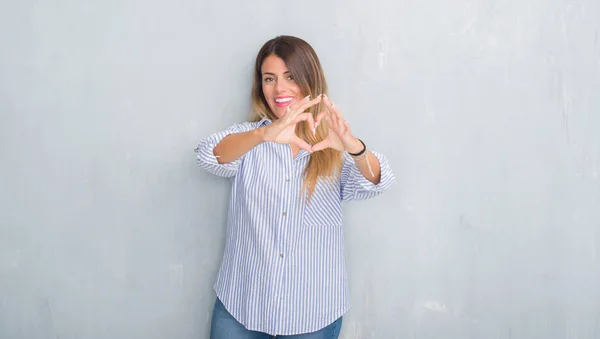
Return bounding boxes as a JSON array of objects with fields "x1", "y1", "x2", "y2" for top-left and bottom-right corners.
[
  {"x1": 323, "y1": 94, "x2": 328, "y2": 100},
  {"x1": 312, "y1": 127, "x2": 316, "y2": 134},
  {"x1": 304, "y1": 95, "x2": 310, "y2": 101}
]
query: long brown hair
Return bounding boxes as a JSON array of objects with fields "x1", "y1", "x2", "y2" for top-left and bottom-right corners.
[{"x1": 250, "y1": 36, "x2": 343, "y2": 198}]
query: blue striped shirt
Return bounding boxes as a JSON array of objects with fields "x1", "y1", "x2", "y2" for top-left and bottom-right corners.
[{"x1": 195, "y1": 118, "x2": 395, "y2": 336}]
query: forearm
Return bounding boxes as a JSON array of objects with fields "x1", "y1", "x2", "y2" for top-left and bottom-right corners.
[
  {"x1": 354, "y1": 151, "x2": 381, "y2": 184},
  {"x1": 214, "y1": 127, "x2": 265, "y2": 164},
  {"x1": 345, "y1": 138, "x2": 381, "y2": 185}
]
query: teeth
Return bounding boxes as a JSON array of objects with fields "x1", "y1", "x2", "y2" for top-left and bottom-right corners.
[{"x1": 275, "y1": 97, "x2": 293, "y2": 103}]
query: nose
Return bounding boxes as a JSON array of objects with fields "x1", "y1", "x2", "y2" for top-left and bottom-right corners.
[{"x1": 275, "y1": 78, "x2": 286, "y2": 93}]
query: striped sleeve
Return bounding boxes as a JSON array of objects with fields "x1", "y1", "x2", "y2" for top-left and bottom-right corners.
[
  {"x1": 194, "y1": 121, "x2": 259, "y2": 178},
  {"x1": 340, "y1": 150, "x2": 395, "y2": 201}
]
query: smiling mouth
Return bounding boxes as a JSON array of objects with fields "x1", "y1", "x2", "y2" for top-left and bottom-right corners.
[{"x1": 275, "y1": 97, "x2": 294, "y2": 107}]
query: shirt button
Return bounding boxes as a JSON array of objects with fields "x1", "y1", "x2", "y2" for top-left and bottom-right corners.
[
  {"x1": 286, "y1": 179, "x2": 290, "y2": 182},
  {"x1": 280, "y1": 253, "x2": 284, "y2": 258},
  {"x1": 282, "y1": 212, "x2": 287, "y2": 216}
]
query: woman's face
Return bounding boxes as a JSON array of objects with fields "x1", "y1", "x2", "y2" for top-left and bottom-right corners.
[{"x1": 261, "y1": 55, "x2": 304, "y2": 119}]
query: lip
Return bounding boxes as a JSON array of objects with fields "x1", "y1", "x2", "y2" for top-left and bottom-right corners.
[{"x1": 274, "y1": 96, "x2": 294, "y2": 108}]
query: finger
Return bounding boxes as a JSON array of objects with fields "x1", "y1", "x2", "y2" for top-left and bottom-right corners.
[
  {"x1": 323, "y1": 94, "x2": 344, "y2": 122},
  {"x1": 293, "y1": 112, "x2": 316, "y2": 134},
  {"x1": 327, "y1": 104, "x2": 340, "y2": 129},
  {"x1": 286, "y1": 95, "x2": 310, "y2": 113},
  {"x1": 322, "y1": 94, "x2": 334, "y2": 111},
  {"x1": 344, "y1": 119, "x2": 351, "y2": 132},
  {"x1": 337, "y1": 115, "x2": 346, "y2": 132},
  {"x1": 311, "y1": 139, "x2": 331, "y2": 152},
  {"x1": 282, "y1": 105, "x2": 293, "y2": 118},
  {"x1": 314, "y1": 111, "x2": 328, "y2": 130},
  {"x1": 322, "y1": 96, "x2": 340, "y2": 125},
  {"x1": 293, "y1": 94, "x2": 322, "y2": 116},
  {"x1": 292, "y1": 135, "x2": 313, "y2": 153}
]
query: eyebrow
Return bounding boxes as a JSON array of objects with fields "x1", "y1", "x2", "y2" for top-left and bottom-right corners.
[{"x1": 262, "y1": 71, "x2": 290, "y2": 76}]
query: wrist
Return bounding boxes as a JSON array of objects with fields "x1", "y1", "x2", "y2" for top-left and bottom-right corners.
[
  {"x1": 345, "y1": 137, "x2": 364, "y2": 154},
  {"x1": 255, "y1": 126, "x2": 268, "y2": 142}
]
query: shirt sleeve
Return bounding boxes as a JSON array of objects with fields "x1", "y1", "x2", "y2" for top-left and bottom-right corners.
[
  {"x1": 194, "y1": 121, "x2": 260, "y2": 178},
  {"x1": 340, "y1": 150, "x2": 395, "y2": 201}
]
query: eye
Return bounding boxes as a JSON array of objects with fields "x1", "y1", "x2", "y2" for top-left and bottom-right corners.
[
  {"x1": 263, "y1": 77, "x2": 274, "y2": 83},
  {"x1": 287, "y1": 75, "x2": 294, "y2": 81}
]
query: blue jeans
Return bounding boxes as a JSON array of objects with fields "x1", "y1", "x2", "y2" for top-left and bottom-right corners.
[{"x1": 209, "y1": 298, "x2": 343, "y2": 339}]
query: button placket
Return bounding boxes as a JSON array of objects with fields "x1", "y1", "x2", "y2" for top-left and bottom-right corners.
[{"x1": 273, "y1": 156, "x2": 292, "y2": 323}]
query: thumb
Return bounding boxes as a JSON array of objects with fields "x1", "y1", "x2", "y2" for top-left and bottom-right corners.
[
  {"x1": 292, "y1": 135, "x2": 313, "y2": 153},
  {"x1": 311, "y1": 139, "x2": 331, "y2": 152}
]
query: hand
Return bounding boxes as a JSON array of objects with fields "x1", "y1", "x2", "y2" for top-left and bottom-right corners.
[
  {"x1": 262, "y1": 95, "x2": 322, "y2": 152},
  {"x1": 312, "y1": 95, "x2": 362, "y2": 153}
]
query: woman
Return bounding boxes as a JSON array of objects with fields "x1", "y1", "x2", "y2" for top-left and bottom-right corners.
[{"x1": 195, "y1": 35, "x2": 395, "y2": 338}]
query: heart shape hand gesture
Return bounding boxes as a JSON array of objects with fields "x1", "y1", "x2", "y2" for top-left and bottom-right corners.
[
  {"x1": 311, "y1": 95, "x2": 361, "y2": 153},
  {"x1": 262, "y1": 95, "x2": 322, "y2": 152},
  {"x1": 262, "y1": 94, "x2": 362, "y2": 154}
]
